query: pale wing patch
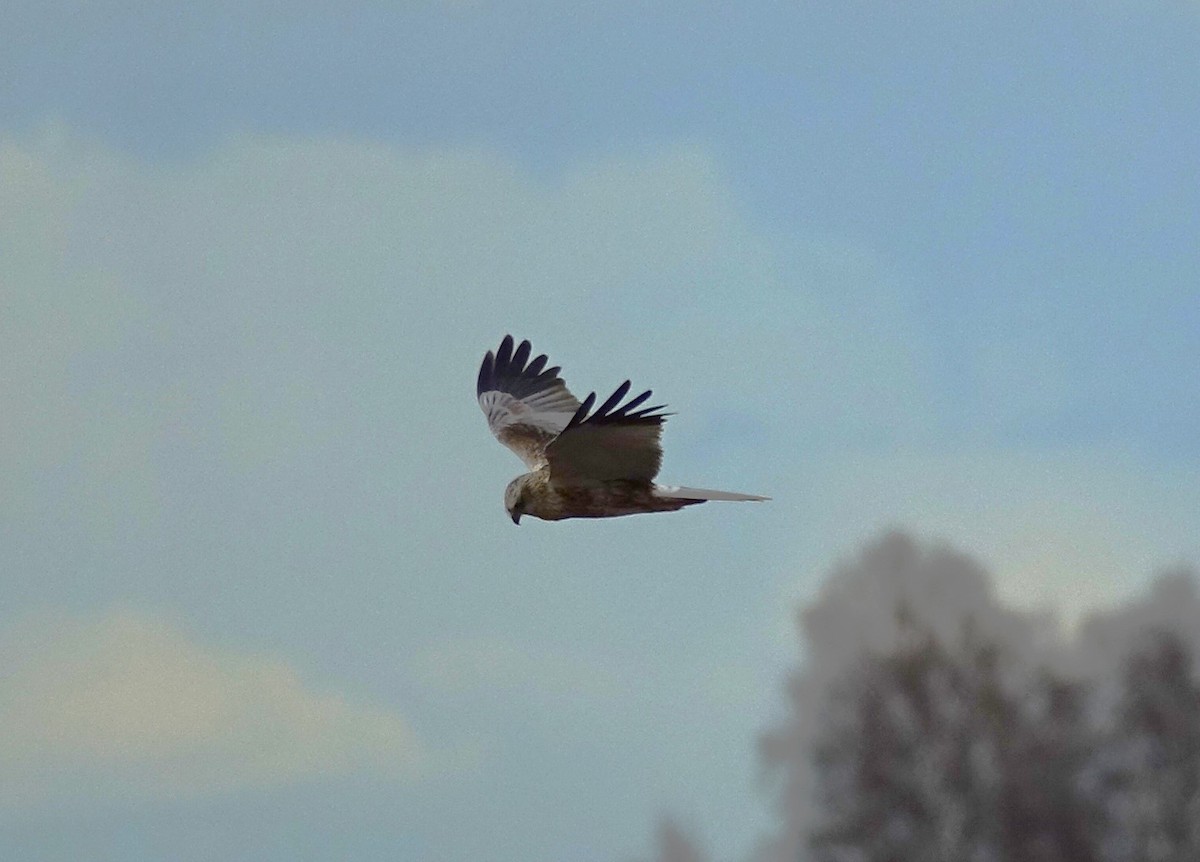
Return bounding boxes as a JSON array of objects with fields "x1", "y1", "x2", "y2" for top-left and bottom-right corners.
[
  {"x1": 479, "y1": 389, "x2": 576, "y2": 438},
  {"x1": 477, "y1": 336, "x2": 581, "y2": 469}
]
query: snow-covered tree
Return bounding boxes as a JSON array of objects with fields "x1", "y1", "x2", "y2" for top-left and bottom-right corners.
[
  {"x1": 1095, "y1": 631, "x2": 1200, "y2": 862},
  {"x1": 759, "y1": 534, "x2": 1199, "y2": 862},
  {"x1": 808, "y1": 612, "x2": 1097, "y2": 862},
  {"x1": 652, "y1": 817, "x2": 710, "y2": 862},
  {"x1": 808, "y1": 616, "x2": 999, "y2": 862},
  {"x1": 1002, "y1": 669, "x2": 1099, "y2": 862}
]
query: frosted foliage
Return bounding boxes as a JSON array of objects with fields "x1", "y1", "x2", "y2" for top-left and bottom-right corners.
[
  {"x1": 758, "y1": 532, "x2": 1055, "y2": 862},
  {"x1": 759, "y1": 533, "x2": 1200, "y2": 862},
  {"x1": 653, "y1": 817, "x2": 710, "y2": 862},
  {"x1": 1091, "y1": 633, "x2": 1200, "y2": 862},
  {"x1": 807, "y1": 624, "x2": 1094, "y2": 862}
]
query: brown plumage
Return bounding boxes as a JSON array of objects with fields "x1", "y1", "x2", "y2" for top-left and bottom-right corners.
[{"x1": 478, "y1": 336, "x2": 768, "y2": 524}]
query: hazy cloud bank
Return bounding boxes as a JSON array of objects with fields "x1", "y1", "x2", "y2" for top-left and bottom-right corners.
[{"x1": 0, "y1": 609, "x2": 424, "y2": 809}]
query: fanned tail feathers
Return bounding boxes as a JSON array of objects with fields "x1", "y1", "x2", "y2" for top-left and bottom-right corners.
[{"x1": 653, "y1": 485, "x2": 770, "y2": 502}]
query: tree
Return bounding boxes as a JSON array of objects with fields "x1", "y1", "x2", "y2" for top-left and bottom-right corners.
[
  {"x1": 1096, "y1": 631, "x2": 1200, "y2": 862},
  {"x1": 652, "y1": 816, "x2": 710, "y2": 862},
  {"x1": 1001, "y1": 669, "x2": 1099, "y2": 862},
  {"x1": 809, "y1": 615, "x2": 1000, "y2": 862},
  {"x1": 808, "y1": 610, "x2": 1097, "y2": 862}
]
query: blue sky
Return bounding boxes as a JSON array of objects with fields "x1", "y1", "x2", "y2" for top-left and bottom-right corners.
[{"x1": 2, "y1": 2, "x2": 1198, "y2": 861}]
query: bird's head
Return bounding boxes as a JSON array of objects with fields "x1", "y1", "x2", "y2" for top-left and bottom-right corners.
[{"x1": 504, "y1": 475, "x2": 530, "y2": 525}]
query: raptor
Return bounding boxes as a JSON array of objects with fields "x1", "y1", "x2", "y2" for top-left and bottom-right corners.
[{"x1": 477, "y1": 336, "x2": 769, "y2": 524}]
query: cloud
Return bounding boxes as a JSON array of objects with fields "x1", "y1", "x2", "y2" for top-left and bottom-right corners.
[
  {"x1": 7, "y1": 124, "x2": 1190, "y2": 862},
  {"x1": 0, "y1": 127, "x2": 926, "y2": 530},
  {"x1": 0, "y1": 120, "x2": 925, "y2": 862},
  {"x1": 0, "y1": 609, "x2": 424, "y2": 808},
  {"x1": 0, "y1": 125, "x2": 937, "y2": 667}
]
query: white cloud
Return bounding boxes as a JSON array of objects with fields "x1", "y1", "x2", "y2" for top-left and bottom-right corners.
[
  {"x1": 0, "y1": 127, "x2": 927, "y2": 528},
  {"x1": 0, "y1": 123, "x2": 926, "y2": 860},
  {"x1": 2, "y1": 123, "x2": 1193, "y2": 862},
  {"x1": 0, "y1": 609, "x2": 424, "y2": 808}
]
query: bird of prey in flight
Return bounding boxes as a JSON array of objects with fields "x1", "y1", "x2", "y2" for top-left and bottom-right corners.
[{"x1": 477, "y1": 335, "x2": 769, "y2": 524}]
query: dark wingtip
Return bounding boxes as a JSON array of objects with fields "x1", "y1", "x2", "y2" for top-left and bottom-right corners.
[
  {"x1": 478, "y1": 337, "x2": 573, "y2": 404},
  {"x1": 613, "y1": 389, "x2": 652, "y2": 417},
  {"x1": 568, "y1": 392, "x2": 597, "y2": 428},
  {"x1": 477, "y1": 349, "x2": 496, "y2": 397},
  {"x1": 594, "y1": 380, "x2": 631, "y2": 418},
  {"x1": 511, "y1": 339, "x2": 531, "y2": 370},
  {"x1": 495, "y1": 335, "x2": 514, "y2": 370},
  {"x1": 628, "y1": 404, "x2": 669, "y2": 419},
  {"x1": 525, "y1": 353, "x2": 548, "y2": 377},
  {"x1": 564, "y1": 383, "x2": 669, "y2": 430}
]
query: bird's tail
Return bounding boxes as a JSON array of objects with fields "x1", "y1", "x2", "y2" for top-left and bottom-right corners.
[{"x1": 653, "y1": 485, "x2": 770, "y2": 502}]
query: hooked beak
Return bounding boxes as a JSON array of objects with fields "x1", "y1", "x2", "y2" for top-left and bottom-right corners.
[{"x1": 511, "y1": 511, "x2": 522, "y2": 526}]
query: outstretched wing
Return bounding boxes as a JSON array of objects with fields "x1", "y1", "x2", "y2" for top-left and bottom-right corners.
[
  {"x1": 477, "y1": 335, "x2": 582, "y2": 469},
  {"x1": 544, "y1": 380, "x2": 670, "y2": 483}
]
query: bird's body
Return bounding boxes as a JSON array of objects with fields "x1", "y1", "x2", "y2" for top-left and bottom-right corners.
[
  {"x1": 507, "y1": 472, "x2": 703, "y2": 521},
  {"x1": 478, "y1": 336, "x2": 768, "y2": 524}
]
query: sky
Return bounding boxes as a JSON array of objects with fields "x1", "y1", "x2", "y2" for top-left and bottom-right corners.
[{"x1": 2, "y1": 2, "x2": 1198, "y2": 861}]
